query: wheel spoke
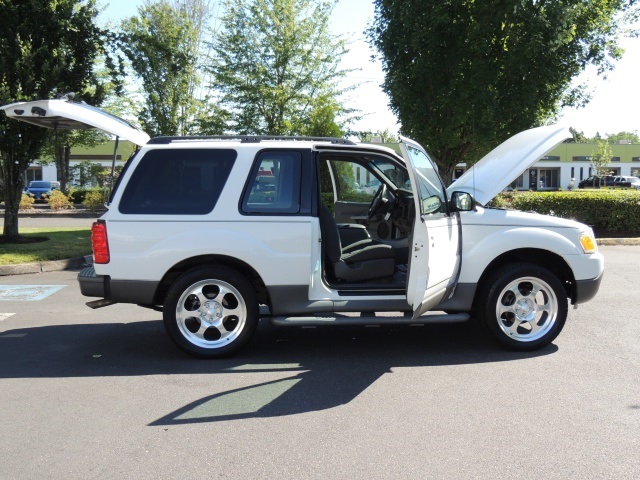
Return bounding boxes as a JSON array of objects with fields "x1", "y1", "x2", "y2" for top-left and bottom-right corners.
[{"x1": 506, "y1": 319, "x2": 524, "y2": 335}]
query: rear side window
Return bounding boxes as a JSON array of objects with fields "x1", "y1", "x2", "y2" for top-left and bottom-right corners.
[
  {"x1": 242, "y1": 151, "x2": 302, "y2": 214},
  {"x1": 119, "y1": 148, "x2": 236, "y2": 214}
]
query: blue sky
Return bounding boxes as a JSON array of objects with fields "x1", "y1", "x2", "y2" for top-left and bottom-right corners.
[{"x1": 100, "y1": 0, "x2": 640, "y2": 138}]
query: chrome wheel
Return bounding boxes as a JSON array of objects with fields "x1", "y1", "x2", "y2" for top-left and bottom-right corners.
[
  {"x1": 176, "y1": 279, "x2": 247, "y2": 349},
  {"x1": 478, "y1": 263, "x2": 568, "y2": 351},
  {"x1": 495, "y1": 276, "x2": 558, "y2": 343},
  {"x1": 164, "y1": 266, "x2": 259, "y2": 358}
]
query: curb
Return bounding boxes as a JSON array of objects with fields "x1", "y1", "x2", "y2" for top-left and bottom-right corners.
[
  {"x1": 597, "y1": 238, "x2": 640, "y2": 246},
  {"x1": 0, "y1": 255, "x2": 93, "y2": 277}
]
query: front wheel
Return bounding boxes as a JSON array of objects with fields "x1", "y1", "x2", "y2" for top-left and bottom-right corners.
[
  {"x1": 163, "y1": 266, "x2": 259, "y2": 358},
  {"x1": 478, "y1": 263, "x2": 568, "y2": 351}
]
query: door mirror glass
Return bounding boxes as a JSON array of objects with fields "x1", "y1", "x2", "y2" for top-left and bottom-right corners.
[
  {"x1": 422, "y1": 195, "x2": 442, "y2": 214},
  {"x1": 451, "y1": 191, "x2": 475, "y2": 211}
]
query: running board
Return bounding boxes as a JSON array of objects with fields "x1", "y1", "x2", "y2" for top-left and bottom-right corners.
[{"x1": 269, "y1": 313, "x2": 469, "y2": 326}]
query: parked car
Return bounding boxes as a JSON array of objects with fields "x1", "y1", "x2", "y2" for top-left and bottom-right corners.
[
  {"x1": 1, "y1": 99, "x2": 604, "y2": 359},
  {"x1": 577, "y1": 175, "x2": 615, "y2": 189},
  {"x1": 24, "y1": 180, "x2": 57, "y2": 200},
  {"x1": 612, "y1": 176, "x2": 640, "y2": 189}
]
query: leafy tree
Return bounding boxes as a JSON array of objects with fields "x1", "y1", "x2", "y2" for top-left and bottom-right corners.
[
  {"x1": 369, "y1": 0, "x2": 636, "y2": 185},
  {"x1": 357, "y1": 128, "x2": 397, "y2": 143},
  {"x1": 591, "y1": 139, "x2": 614, "y2": 186},
  {"x1": 120, "y1": 0, "x2": 211, "y2": 137},
  {"x1": 207, "y1": 0, "x2": 353, "y2": 136},
  {"x1": 0, "y1": 0, "x2": 117, "y2": 240},
  {"x1": 603, "y1": 131, "x2": 640, "y2": 144},
  {"x1": 39, "y1": 128, "x2": 108, "y2": 192}
]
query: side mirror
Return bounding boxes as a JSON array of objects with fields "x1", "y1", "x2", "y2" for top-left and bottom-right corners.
[{"x1": 450, "y1": 191, "x2": 476, "y2": 212}]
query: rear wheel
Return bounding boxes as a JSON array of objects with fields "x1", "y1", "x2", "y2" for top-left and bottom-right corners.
[
  {"x1": 163, "y1": 266, "x2": 259, "y2": 358},
  {"x1": 478, "y1": 263, "x2": 568, "y2": 351}
]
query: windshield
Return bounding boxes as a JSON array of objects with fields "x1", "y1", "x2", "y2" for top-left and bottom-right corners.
[{"x1": 29, "y1": 181, "x2": 51, "y2": 188}]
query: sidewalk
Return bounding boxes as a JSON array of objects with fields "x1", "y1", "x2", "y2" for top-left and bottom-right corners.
[{"x1": 0, "y1": 255, "x2": 93, "y2": 276}]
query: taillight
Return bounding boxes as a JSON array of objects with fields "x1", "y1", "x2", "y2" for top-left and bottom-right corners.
[{"x1": 91, "y1": 221, "x2": 110, "y2": 264}]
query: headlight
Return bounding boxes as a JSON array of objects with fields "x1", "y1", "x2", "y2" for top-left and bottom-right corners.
[{"x1": 579, "y1": 231, "x2": 598, "y2": 254}]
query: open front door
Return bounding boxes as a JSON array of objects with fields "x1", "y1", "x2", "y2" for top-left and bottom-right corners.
[{"x1": 400, "y1": 137, "x2": 460, "y2": 319}]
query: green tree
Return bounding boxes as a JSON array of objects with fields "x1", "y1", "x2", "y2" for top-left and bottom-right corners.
[
  {"x1": 604, "y1": 131, "x2": 640, "y2": 144},
  {"x1": 39, "y1": 128, "x2": 108, "y2": 192},
  {"x1": 357, "y1": 128, "x2": 397, "y2": 143},
  {"x1": 120, "y1": 0, "x2": 211, "y2": 137},
  {"x1": 369, "y1": 0, "x2": 635, "y2": 185},
  {"x1": 208, "y1": 0, "x2": 353, "y2": 136},
  {"x1": 591, "y1": 139, "x2": 614, "y2": 186},
  {"x1": 0, "y1": 0, "x2": 117, "y2": 240}
]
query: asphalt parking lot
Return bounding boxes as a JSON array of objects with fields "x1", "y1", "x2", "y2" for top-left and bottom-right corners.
[{"x1": 0, "y1": 245, "x2": 638, "y2": 479}]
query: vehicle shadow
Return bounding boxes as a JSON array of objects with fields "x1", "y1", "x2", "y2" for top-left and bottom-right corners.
[{"x1": 0, "y1": 318, "x2": 557, "y2": 423}]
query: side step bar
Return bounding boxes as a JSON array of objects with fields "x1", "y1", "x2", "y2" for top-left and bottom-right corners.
[{"x1": 269, "y1": 313, "x2": 469, "y2": 326}]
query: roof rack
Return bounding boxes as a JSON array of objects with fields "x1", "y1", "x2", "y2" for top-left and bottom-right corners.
[{"x1": 148, "y1": 135, "x2": 357, "y2": 145}]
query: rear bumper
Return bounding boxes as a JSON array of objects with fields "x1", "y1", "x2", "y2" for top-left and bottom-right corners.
[
  {"x1": 78, "y1": 266, "x2": 108, "y2": 298},
  {"x1": 77, "y1": 266, "x2": 159, "y2": 305}
]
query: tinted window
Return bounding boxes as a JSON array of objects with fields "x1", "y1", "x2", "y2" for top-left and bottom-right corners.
[
  {"x1": 242, "y1": 151, "x2": 302, "y2": 214},
  {"x1": 119, "y1": 149, "x2": 236, "y2": 214}
]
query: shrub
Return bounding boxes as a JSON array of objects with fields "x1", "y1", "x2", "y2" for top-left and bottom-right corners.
[
  {"x1": 19, "y1": 193, "x2": 35, "y2": 210},
  {"x1": 491, "y1": 190, "x2": 640, "y2": 233},
  {"x1": 67, "y1": 187, "x2": 91, "y2": 204},
  {"x1": 82, "y1": 188, "x2": 109, "y2": 211},
  {"x1": 46, "y1": 189, "x2": 74, "y2": 210}
]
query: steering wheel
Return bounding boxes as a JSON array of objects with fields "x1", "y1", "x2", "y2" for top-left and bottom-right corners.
[{"x1": 367, "y1": 183, "x2": 388, "y2": 220}]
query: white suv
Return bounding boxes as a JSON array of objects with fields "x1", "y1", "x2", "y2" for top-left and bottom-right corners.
[{"x1": 2, "y1": 99, "x2": 604, "y2": 358}]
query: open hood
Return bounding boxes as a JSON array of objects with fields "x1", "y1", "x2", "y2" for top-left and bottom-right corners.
[
  {"x1": 447, "y1": 124, "x2": 572, "y2": 205},
  {"x1": 1, "y1": 99, "x2": 150, "y2": 146}
]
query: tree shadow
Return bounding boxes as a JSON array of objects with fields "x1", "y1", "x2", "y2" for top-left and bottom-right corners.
[{"x1": 0, "y1": 318, "x2": 557, "y2": 423}]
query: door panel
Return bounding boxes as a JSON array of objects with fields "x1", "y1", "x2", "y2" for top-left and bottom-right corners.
[{"x1": 400, "y1": 137, "x2": 461, "y2": 319}]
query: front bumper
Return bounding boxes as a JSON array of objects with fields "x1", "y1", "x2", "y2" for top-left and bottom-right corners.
[{"x1": 573, "y1": 272, "x2": 604, "y2": 304}]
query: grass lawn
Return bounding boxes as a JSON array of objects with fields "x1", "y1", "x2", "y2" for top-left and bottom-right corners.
[{"x1": 0, "y1": 227, "x2": 91, "y2": 265}]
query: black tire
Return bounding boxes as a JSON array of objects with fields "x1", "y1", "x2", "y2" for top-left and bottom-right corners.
[
  {"x1": 163, "y1": 265, "x2": 259, "y2": 358},
  {"x1": 477, "y1": 263, "x2": 568, "y2": 351}
]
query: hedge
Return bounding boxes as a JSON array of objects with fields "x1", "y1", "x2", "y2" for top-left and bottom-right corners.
[{"x1": 491, "y1": 190, "x2": 640, "y2": 233}]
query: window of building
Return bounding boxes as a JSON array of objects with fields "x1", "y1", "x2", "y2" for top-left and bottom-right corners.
[
  {"x1": 537, "y1": 168, "x2": 560, "y2": 189},
  {"x1": 25, "y1": 167, "x2": 43, "y2": 183},
  {"x1": 509, "y1": 173, "x2": 525, "y2": 190},
  {"x1": 242, "y1": 151, "x2": 302, "y2": 214},
  {"x1": 631, "y1": 167, "x2": 640, "y2": 177},
  {"x1": 119, "y1": 148, "x2": 236, "y2": 215}
]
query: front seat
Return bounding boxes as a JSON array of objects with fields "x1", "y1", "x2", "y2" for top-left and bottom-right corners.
[{"x1": 320, "y1": 205, "x2": 396, "y2": 282}]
